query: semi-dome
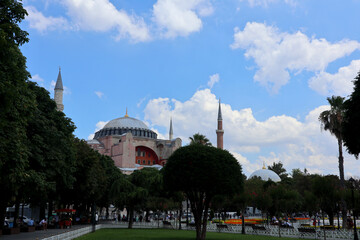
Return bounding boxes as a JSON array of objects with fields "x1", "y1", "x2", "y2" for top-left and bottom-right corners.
[
  {"x1": 103, "y1": 117, "x2": 149, "y2": 130},
  {"x1": 93, "y1": 112, "x2": 157, "y2": 140},
  {"x1": 249, "y1": 166, "x2": 281, "y2": 182}
]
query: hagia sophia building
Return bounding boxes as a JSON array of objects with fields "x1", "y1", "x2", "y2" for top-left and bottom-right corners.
[
  {"x1": 54, "y1": 69, "x2": 225, "y2": 174},
  {"x1": 54, "y1": 69, "x2": 280, "y2": 181}
]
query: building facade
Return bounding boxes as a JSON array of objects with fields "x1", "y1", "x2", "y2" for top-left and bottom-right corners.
[{"x1": 87, "y1": 112, "x2": 182, "y2": 173}]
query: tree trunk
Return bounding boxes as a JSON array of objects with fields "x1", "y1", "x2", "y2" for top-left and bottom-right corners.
[
  {"x1": 338, "y1": 138, "x2": 348, "y2": 229},
  {"x1": 329, "y1": 211, "x2": 334, "y2": 226},
  {"x1": 241, "y1": 209, "x2": 245, "y2": 234},
  {"x1": 200, "y1": 202, "x2": 210, "y2": 240},
  {"x1": 48, "y1": 200, "x2": 53, "y2": 220},
  {"x1": 128, "y1": 207, "x2": 134, "y2": 229},
  {"x1": 0, "y1": 202, "x2": 7, "y2": 230},
  {"x1": 179, "y1": 202, "x2": 183, "y2": 230},
  {"x1": 14, "y1": 199, "x2": 20, "y2": 227},
  {"x1": 322, "y1": 212, "x2": 326, "y2": 240},
  {"x1": 40, "y1": 204, "x2": 46, "y2": 221}
]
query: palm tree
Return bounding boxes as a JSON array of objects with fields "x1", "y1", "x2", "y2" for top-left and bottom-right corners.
[
  {"x1": 319, "y1": 95, "x2": 347, "y2": 227},
  {"x1": 189, "y1": 133, "x2": 212, "y2": 146}
]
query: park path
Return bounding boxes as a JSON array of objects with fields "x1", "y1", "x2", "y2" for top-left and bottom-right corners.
[{"x1": 0, "y1": 225, "x2": 89, "y2": 240}]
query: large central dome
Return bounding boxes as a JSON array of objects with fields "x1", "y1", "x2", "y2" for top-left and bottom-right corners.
[
  {"x1": 93, "y1": 113, "x2": 157, "y2": 140},
  {"x1": 103, "y1": 117, "x2": 149, "y2": 130}
]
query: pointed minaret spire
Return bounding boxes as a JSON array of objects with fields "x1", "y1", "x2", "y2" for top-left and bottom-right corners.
[
  {"x1": 218, "y1": 98, "x2": 222, "y2": 121},
  {"x1": 125, "y1": 108, "x2": 129, "y2": 117},
  {"x1": 54, "y1": 67, "x2": 64, "y2": 111},
  {"x1": 169, "y1": 117, "x2": 173, "y2": 140},
  {"x1": 216, "y1": 99, "x2": 224, "y2": 149}
]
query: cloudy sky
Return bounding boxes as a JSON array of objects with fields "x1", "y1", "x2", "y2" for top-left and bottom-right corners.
[{"x1": 22, "y1": 0, "x2": 360, "y2": 177}]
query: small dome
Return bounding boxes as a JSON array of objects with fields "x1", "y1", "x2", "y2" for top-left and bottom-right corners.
[
  {"x1": 103, "y1": 117, "x2": 149, "y2": 130},
  {"x1": 249, "y1": 169, "x2": 281, "y2": 182}
]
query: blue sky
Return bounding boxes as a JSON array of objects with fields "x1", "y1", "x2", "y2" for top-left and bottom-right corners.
[{"x1": 21, "y1": 0, "x2": 360, "y2": 177}]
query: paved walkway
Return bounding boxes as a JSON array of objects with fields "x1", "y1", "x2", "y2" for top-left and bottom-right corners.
[{"x1": 0, "y1": 225, "x2": 89, "y2": 240}]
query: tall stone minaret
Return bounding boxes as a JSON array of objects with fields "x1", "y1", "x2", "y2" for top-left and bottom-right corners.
[
  {"x1": 169, "y1": 117, "x2": 173, "y2": 140},
  {"x1": 54, "y1": 67, "x2": 64, "y2": 112},
  {"x1": 216, "y1": 99, "x2": 224, "y2": 149}
]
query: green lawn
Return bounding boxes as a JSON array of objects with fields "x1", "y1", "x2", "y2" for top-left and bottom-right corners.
[{"x1": 75, "y1": 228, "x2": 304, "y2": 240}]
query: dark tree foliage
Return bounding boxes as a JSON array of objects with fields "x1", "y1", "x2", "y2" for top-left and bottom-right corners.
[
  {"x1": 312, "y1": 175, "x2": 342, "y2": 226},
  {"x1": 343, "y1": 71, "x2": 360, "y2": 159},
  {"x1": 111, "y1": 168, "x2": 162, "y2": 229},
  {"x1": 189, "y1": 133, "x2": 212, "y2": 146},
  {"x1": 64, "y1": 138, "x2": 114, "y2": 215},
  {"x1": 319, "y1": 95, "x2": 347, "y2": 227},
  {"x1": 163, "y1": 144, "x2": 243, "y2": 240},
  {"x1": 0, "y1": 0, "x2": 34, "y2": 229},
  {"x1": 268, "y1": 162, "x2": 289, "y2": 182},
  {"x1": 24, "y1": 81, "x2": 76, "y2": 220}
]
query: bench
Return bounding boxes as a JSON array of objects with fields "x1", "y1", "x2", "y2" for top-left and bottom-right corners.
[
  {"x1": 320, "y1": 225, "x2": 336, "y2": 230},
  {"x1": 281, "y1": 225, "x2": 294, "y2": 229},
  {"x1": 298, "y1": 227, "x2": 317, "y2": 238},
  {"x1": 252, "y1": 225, "x2": 269, "y2": 234},
  {"x1": 216, "y1": 224, "x2": 228, "y2": 232},
  {"x1": 298, "y1": 227, "x2": 316, "y2": 233}
]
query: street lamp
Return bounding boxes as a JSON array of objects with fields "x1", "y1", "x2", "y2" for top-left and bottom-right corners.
[{"x1": 349, "y1": 177, "x2": 358, "y2": 240}]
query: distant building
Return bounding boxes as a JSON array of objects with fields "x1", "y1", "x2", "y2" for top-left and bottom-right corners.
[{"x1": 87, "y1": 111, "x2": 181, "y2": 174}]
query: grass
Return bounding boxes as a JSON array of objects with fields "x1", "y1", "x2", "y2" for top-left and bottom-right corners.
[{"x1": 75, "y1": 228, "x2": 303, "y2": 240}]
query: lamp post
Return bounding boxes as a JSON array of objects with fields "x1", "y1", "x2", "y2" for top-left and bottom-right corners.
[{"x1": 349, "y1": 177, "x2": 358, "y2": 240}]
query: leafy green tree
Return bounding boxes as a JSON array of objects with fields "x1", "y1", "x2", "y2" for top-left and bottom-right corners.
[
  {"x1": 189, "y1": 133, "x2": 212, "y2": 146},
  {"x1": 0, "y1": 0, "x2": 35, "y2": 229},
  {"x1": 163, "y1": 144, "x2": 243, "y2": 240},
  {"x1": 267, "y1": 184, "x2": 301, "y2": 237},
  {"x1": 343, "y1": 71, "x2": 360, "y2": 159},
  {"x1": 97, "y1": 154, "x2": 123, "y2": 218},
  {"x1": 319, "y1": 96, "x2": 347, "y2": 226},
  {"x1": 268, "y1": 162, "x2": 289, "y2": 182},
  {"x1": 25, "y1": 82, "x2": 77, "y2": 218},
  {"x1": 63, "y1": 138, "x2": 109, "y2": 216},
  {"x1": 312, "y1": 175, "x2": 342, "y2": 229},
  {"x1": 111, "y1": 168, "x2": 161, "y2": 229}
]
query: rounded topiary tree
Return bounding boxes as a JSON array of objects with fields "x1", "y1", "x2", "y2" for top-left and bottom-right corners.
[{"x1": 163, "y1": 144, "x2": 243, "y2": 240}]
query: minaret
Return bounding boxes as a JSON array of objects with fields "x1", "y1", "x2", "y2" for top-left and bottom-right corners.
[
  {"x1": 54, "y1": 67, "x2": 64, "y2": 111},
  {"x1": 169, "y1": 117, "x2": 173, "y2": 140},
  {"x1": 216, "y1": 99, "x2": 224, "y2": 149}
]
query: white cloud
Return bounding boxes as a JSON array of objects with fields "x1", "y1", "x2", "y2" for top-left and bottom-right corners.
[
  {"x1": 30, "y1": 74, "x2": 44, "y2": 82},
  {"x1": 95, "y1": 91, "x2": 104, "y2": 99},
  {"x1": 152, "y1": 0, "x2": 213, "y2": 38},
  {"x1": 88, "y1": 121, "x2": 109, "y2": 139},
  {"x1": 26, "y1": 0, "x2": 213, "y2": 41},
  {"x1": 207, "y1": 73, "x2": 220, "y2": 88},
  {"x1": 64, "y1": 0, "x2": 150, "y2": 42},
  {"x1": 26, "y1": 0, "x2": 150, "y2": 42},
  {"x1": 25, "y1": 6, "x2": 70, "y2": 33},
  {"x1": 240, "y1": 0, "x2": 297, "y2": 8},
  {"x1": 143, "y1": 88, "x2": 360, "y2": 176},
  {"x1": 231, "y1": 22, "x2": 360, "y2": 93},
  {"x1": 137, "y1": 96, "x2": 148, "y2": 107},
  {"x1": 308, "y1": 59, "x2": 360, "y2": 96}
]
